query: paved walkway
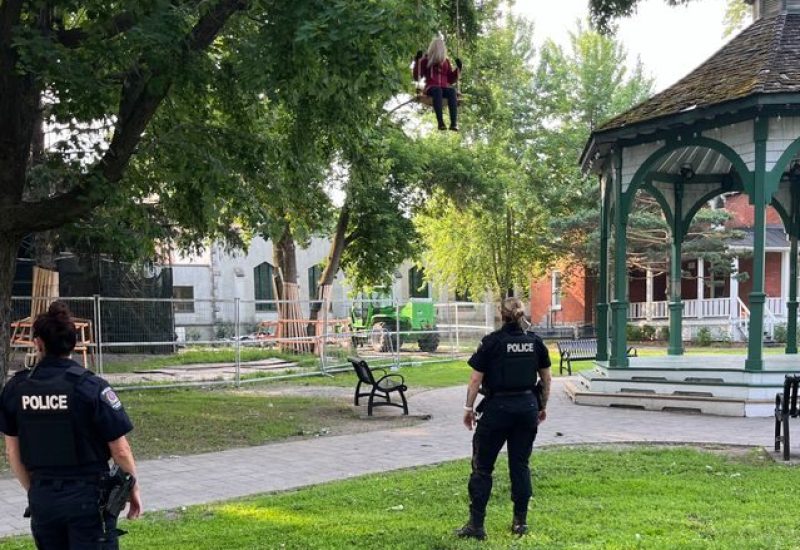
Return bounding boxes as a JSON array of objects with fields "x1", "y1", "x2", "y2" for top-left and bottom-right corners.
[{"x1": 0, "y1": 379, "x2": 792, "y2": 538}]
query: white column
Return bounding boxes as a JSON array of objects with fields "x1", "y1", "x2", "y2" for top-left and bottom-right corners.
[
  {"x1": 645, "y1": 268, "x2": 654, "y2": 320},
  {"x1": 697, "y1": 258, "x2": 704, "y2": 319},
  {"x1": 730, "y1": 256, "x2": 740, "y2": 318},
  {"x1": 782, "y1": 250, "x2": 790, "y2": 307}
]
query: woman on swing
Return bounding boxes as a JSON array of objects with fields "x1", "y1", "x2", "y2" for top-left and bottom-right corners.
[{"x1": 413, "y1": 36, "x2": 462, "y2": 131}]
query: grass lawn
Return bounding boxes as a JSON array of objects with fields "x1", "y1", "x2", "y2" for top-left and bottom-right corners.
[
  {"x1": 0, "y1": 388, "x2": 358, "y2": 472},
  {"x1": 1, "y1": 446, "x2": 794, "y2": 549},
  {"x1": 101, "y1": 347, "x2": 320, "y2": 374},
  {"x1": 286, "y1": 360, "x2": 474, "y2": 389}
]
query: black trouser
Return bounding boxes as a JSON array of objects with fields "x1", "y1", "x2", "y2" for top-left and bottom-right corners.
[
  {"x1": 28, "y1": 478, "x2": 118, "y2": 549},
  {"x1": 468, "y1": 394, "x2": 538, "y2": 526},
  {"x1": 427, "y1": 86, "x2": 458, "y2": 128}
]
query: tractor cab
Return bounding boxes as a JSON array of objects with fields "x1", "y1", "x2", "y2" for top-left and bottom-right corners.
[{"x1": 350, "y1": 290, "x2": 440, "y2": 353}]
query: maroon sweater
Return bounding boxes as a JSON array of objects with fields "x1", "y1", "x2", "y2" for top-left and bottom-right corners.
[{"x1": 413, "y1": 56, "x2": 459, "y2": 92}]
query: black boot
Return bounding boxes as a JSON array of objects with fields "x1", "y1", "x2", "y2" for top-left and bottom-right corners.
[
  {"x1": 511, "y1": 515, "x2": 528, "y2": 536},
  {"x1": 455, "y1": 522, "x2": 487, "y2": 541}
]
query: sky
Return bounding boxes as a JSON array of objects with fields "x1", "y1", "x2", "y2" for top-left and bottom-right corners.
[{"x1": 512, "y1": 0, "x2": 743, "y2": 92}]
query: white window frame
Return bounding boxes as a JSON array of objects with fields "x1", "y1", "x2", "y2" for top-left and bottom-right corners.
[{"x1": 551, "y1": 270, "x2": 562, "y2": 311}]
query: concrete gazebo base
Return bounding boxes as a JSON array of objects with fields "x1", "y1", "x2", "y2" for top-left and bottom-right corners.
[{"x1": 565, "y1": 355, "x2": 799, "y2": 417}]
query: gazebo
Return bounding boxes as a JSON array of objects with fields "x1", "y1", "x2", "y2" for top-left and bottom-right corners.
[{"x1": 576, "y1": 0, "x2": 800, "y2": 416}]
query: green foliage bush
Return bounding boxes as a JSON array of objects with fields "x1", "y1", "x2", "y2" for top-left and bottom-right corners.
[
  {"x1": 640, "y1": 324, "x2": 656, "y2": 341},
  {"x1": 774, "y1": 324, "x2": 788, "y2": 344},
  {"x1": 656, "y1": 326, "x2": 669, "y2": 341},
  {"x1": 693, "y1": 326, "x2": 713, "y2": 347}
]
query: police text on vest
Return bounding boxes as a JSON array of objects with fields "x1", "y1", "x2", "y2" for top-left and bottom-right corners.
[
  {"x1": 21, "y1": 395, "x2": 68, "y2": 410},
  {"x1": 506, "y1": 343, "x2": 535, "y2": 353}
]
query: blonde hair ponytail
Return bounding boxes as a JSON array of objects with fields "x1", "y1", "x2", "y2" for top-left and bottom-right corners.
[{"x1": 500, "y1": 297, "x2": 526, "y2": 327}]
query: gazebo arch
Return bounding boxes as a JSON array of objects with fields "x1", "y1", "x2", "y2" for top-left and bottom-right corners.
[{"x1": 576, "y1": 2, "x2": 800, "y2": 416}]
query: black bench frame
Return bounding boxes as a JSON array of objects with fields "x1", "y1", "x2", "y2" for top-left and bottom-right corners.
[
  {"x1": 556, "y1": 339, "x2": 637, "y2": 375},
  {"x1": 775, "y1": 374, "x2": 800, "y2": 460},
  {"x1": 348, "y1": 357, "x2": 409, "y2": 416}
]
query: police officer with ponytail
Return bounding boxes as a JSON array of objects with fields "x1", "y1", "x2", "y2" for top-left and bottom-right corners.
[
  {"x1": 0, "y1": 302, "x2": 142, "y2": 549},
  {"x1": 456, "y1": 297, "x2": 551, "y2": 541}
]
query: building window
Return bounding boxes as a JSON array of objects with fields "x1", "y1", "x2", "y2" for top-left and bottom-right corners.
[
  {"x1": 551, "y1": 271, "x2": 562, "y2": 310},
  {"x1": 254, "y1": 262, "x2": 276, "y2": 312},
  {"x1": 308, "y1": 264, "x2": 324, "y2": 301},
  {"x1": 173, "y1": 286, "x2": 195, "y2": 314},
  {"x1": 409, "y1": 266, "x2": 430, "y2": 298}
]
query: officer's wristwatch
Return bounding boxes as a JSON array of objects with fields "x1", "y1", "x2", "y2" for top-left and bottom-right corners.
[{"x1": 463, "y1": 405, "x2": 474, "y2": 411}]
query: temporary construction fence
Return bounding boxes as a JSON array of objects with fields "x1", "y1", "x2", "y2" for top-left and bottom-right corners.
[{"x1": 7, "y1": 296, "x2": 500, "y2": 389}]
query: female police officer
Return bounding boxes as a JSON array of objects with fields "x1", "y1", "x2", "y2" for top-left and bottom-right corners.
[
  {"x1": 0, "y1": 302, "x2": 142, "y2": 549},
  {"x1": 456, "y1": 297, "x2": 551, "y2": 541}
]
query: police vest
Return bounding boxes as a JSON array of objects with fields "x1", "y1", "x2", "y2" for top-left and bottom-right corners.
[
  {"x1": 483, "y1": 332, "x2": 539, "y2": 393},
  {"x1": 16, "y1": 366, "x2": 107, "y2": 469}
]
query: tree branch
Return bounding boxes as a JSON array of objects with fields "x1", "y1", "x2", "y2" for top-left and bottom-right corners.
[
  {"x1": 56, "y1": 11, "x2": 138, "y2": 48},
  {"x1": 2, "y1": 0, "x2": 249, "y2": 233}
]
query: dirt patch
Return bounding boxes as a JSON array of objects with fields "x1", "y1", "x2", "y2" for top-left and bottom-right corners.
[{"x1": 238, "y1": 385, "x2": 428, "y2": 437}]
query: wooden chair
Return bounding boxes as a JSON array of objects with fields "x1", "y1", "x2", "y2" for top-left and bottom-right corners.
[{"x1": 10, "y1": 267, "x2": 94, "y2": 368}]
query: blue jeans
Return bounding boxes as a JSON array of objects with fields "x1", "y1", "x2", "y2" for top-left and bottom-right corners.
[{"x1": 427, "y1": 87, "x2": 458, "y2": 128}]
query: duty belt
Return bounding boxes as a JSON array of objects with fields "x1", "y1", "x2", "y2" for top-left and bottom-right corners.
[{"x1": 492, "y1": 389, "x2": 534, "y2": 397}]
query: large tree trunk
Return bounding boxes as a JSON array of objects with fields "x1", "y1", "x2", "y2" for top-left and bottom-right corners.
[
  {"x1": 271, "y1": 222, "x2": 309, "y2": 352},
  {"x1": 308, "y1": 204, "x2": 350, "y2": 325},
  {"x1": 0, "y1": 234, "x2": 22, "y2": 386}
]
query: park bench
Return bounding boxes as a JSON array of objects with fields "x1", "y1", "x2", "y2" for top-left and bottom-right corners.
[
  {"x1": 556, "y1": 339, "x2": 637, "y2": 375},
  {"x1": 774, "y1": 374, "x2": 800, "y2": 460},
  {"x1": 348, "y1": 357, "x2": 409, "y2": 416}
]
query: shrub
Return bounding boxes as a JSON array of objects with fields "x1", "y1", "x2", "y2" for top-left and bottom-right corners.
[
  {"x1": 656, "y1": 326, "x2": 669, "y2": 341},
  {"x1": 774, "y1": 324, "x2": 788, "y2": 344},
  {"x1": 640, "y1": 324, "x2": 656, "y2": 341},
  {"x1": 626, "y1": 324, "x2": 644, "y2": 341},
  {"x1": 694, "y1": 326, "x2": 713, "y2": 347}
]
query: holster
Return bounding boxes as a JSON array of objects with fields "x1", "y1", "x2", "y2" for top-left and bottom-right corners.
[{"x1": 100, "y1": 465, "x2": 136, "y2": 518}]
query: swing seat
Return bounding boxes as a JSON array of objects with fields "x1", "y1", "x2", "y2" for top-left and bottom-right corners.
[{"x1": 414, "y1": 89, "x2": 464, "y2": 107}]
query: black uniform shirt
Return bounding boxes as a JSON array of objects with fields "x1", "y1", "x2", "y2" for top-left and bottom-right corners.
[
  {"x1": 468, "y1": 322, "x2": 551, "y2": 373},
  {"x1": 0, "y1": 356, "x2": 133, "y2": 474}
]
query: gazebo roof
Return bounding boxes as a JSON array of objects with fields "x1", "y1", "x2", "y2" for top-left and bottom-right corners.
[{"x1": 598, "y1": 14, "x2": 800, "y2": 134}]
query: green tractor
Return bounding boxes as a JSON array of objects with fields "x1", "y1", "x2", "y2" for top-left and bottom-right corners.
[{"x1": 350, "y1": 292, "x2": 440, "y2": 353}]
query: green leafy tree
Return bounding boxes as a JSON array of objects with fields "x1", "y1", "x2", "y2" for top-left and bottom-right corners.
[
  {"x1": 590, "y1": 0, "x2": 748, "y2": 34},
  {"x1": 535, "y1": 24, "x2": 652, "y2": 268},
  {"x1": 415, "y1": 15, "x2": 550, "y2": 300},
  {"x1": 0, "y1": 0, "x2": 474, "y2": 382}
]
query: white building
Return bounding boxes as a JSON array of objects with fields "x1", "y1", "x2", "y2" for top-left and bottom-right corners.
[{"x1": 169, "y1": 236, "x2": 443, "y2": 339}]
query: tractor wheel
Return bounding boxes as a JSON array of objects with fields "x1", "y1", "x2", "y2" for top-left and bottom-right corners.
[
  {"x1": 370, "y1": 322, "x2": 394, "y2": 353},
  {"x1": 418, "y1": 329, "x2": 441, "y2": 353}
]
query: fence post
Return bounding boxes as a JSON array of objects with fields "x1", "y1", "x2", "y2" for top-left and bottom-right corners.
[
  {"x1": 455, "y1": 302, "x2": 460, "y2": 352},
  {"x1": 393, "y1": 300, "x2": 401, "y2": 370},
  {"x1": 234, "y1": 298, "x2": 241, "y2": 388},
  {"x1": 93, "y1": 295, "x2": 104, "y2": 375},
  {"x1": 448, "y1": 301, "x2": 455, "y2": 360},
  {"x1": 320, "y1": 298, "x2": 329, "y2": 373}
]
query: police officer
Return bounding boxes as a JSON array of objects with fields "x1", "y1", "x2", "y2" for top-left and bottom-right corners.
[
  {"x1": 456, "y1": 297, "x2": 551, "y2": 541},
  {"x1": 0, "y1": 301, "x2": 142, "y2": 549}
]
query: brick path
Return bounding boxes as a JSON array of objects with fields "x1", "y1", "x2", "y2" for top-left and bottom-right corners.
[{"x1": 0, "y1": 379, "x2": 790, "y2": 538}]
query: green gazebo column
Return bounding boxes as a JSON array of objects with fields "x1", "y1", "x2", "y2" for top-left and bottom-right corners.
[
  {"x1": 786, "y1": 186, "x2": 799, "y2": 354},
  {"x1": 668, "y1": 183, "x2": 684, "y2": 355},
  {"x1": 596, "y1": 176, "x2": 610, "y2": 362},
  {"x1": 746, "y1": 119, "x2": 768, "y2": 371},
  {"x1": 610, "y1": 154, "x2": 629, "y2": 368}
]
